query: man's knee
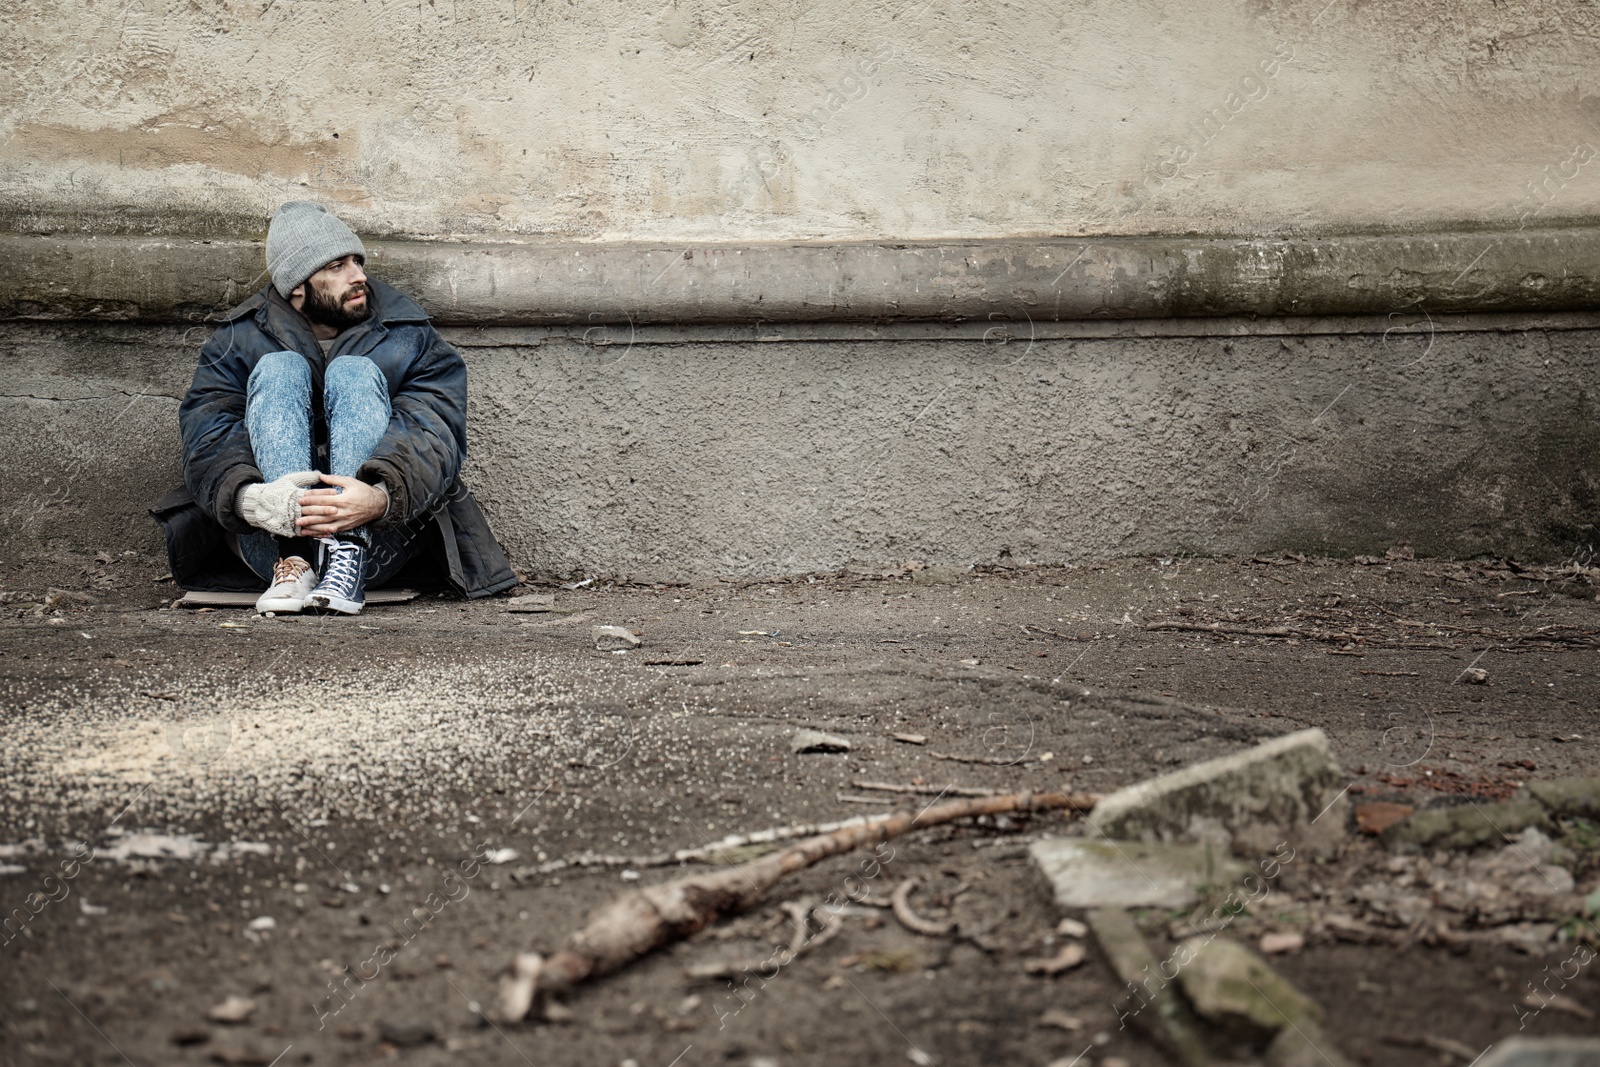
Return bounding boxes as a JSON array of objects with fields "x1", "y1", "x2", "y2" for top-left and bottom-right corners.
[
  {"x1": 247, "y1": 350, "x2": 311, "y2": 398},
  {"x1": 324, "y1": 355, "x2": 387, "y2": 397}
]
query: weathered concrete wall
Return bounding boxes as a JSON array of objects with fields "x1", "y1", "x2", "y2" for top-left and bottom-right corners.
[
  {"x1": 3, "y1": 0, "x2": 1599, "y2": 242},
  {"x1": 5, "y1": 319, "x2": 1596, "y2": 576},
  {"x1": 6, "y1": 2, "x2": 1600, "y2": 573}
]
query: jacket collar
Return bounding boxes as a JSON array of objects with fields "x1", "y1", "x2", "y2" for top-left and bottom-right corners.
[{"x1": 217, "y1": 278, "x2": 431, "y2": 344}]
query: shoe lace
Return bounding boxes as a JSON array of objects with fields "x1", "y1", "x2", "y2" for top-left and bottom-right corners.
[
  {"x1": 271, "y1": 557, "x2": 310, "y2": 585},
  {"x1": 321, "y1": 541, "x2": 362, "y2": 589}
]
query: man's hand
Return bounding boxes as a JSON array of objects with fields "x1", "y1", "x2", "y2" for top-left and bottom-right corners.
[
  {"x1": 236, "y1": 470, "x2": 322, "y2": 537},
  {"x1": 296, "y1": 475, "x2": 388, "y2": 536}
]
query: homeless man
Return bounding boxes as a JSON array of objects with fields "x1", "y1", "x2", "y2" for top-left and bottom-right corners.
[{"x1": 155, "y1": 200, "x2": 516, "y2": 614}]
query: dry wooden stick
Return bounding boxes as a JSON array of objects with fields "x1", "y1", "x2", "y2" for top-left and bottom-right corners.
[
  {"x1": 890, "y1": 877, "x2": 954, "y2": 937},
  {"x1": 853, "y1": 780, "x2": 1000, "y2": 798},
  {"x1": 930, "y1": 751, "x2": 1044, "y2": 766},
  {"x1": 497, "y1": 790, "x2": 1096, "y2": 1020},
  {"x1": 515, "y1": 815, "x2": 885, "y2": 876},
  {"x1": 1145, "y1": 621, "x2": 1295, "y2": 637}
]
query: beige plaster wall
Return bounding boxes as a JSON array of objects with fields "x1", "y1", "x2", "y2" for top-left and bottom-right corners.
[{"x1": 4, "y1": 0, "x2": 1599, "y2": 242}]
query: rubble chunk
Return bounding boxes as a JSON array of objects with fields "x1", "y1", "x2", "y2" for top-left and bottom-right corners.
[
  {"x1": 791, "y1": 729, "x2": 851, "y2": 755},
  {"x1": 1086, "y1": 729, "x2": 1347, "y2": 857},
  {"x1": 592, "y1": 625, "x2": 641, "y2": 651},
  {"x1": 1177, "y1": 937, "x2": 1320, "y2": 1041},
  {"x1": 1383, "y1": 795, "x2": 1550, "y2": 850},
  {"x1": 1085, "y1": 907, "x2": 1212, "y2": 1067},
  {"x1": 1031, "y1": 838, "x2": 1245, "y2": 909},
  {"x1": 1177, "y1": 938, "x2": 1354, "y2": 1067},
  {"x1": 1526, "y1": 777, "x2": 1600, "y2": 819}
]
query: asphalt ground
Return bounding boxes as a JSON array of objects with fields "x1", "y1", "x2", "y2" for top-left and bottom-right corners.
[{"x1": 2, "y1": 551, "x2": 1598, "y2": 1066}]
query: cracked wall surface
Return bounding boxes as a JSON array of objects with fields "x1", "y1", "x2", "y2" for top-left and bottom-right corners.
[
  {"x1": 4, "y1": 321, "x2": 1596, "y2": 574},
  {"x1": 3, "y1": 1, "x2": 1600, "y2": 242}
]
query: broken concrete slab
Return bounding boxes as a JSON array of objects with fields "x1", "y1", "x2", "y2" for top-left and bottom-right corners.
[
  {"x1": 1526, "y1": 777, "x2": 1600, "y2": 820},
  {"x1": 1383, "y1": 794, "x2": 1551, "y2": 850},
  {"x1": 1085, "y1": 907, "x2": 1213, "y2": 1067},
  {"x1": 1177, "y1": 937, "x2": 1321, "y2": 1042},
  {"x1": 1086, "y1": 728, "x2": 1348, "y2": 858},
  {"x1": 1476, "y1": 1037, "x2": 1600, "y2": 1067},
  {"x1": 1030, "y1": 838, "x2": 1245, "y2": 910},
  {"x1": 1176, "y1": 938, "x2": 1353, "y2": 1067},
  {"x1": 1382, "y1": 776, "x2": 1600, "y2": 851}
]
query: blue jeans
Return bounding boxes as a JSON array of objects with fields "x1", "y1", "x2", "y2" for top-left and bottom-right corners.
[{"x1": 238, "y1": 351, "x2": 411, "y2": 584}]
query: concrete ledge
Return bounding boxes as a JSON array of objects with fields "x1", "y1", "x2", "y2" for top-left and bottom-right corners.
[{"x1": 4, "y1": 225, "x2": 1600, "y2": 326}]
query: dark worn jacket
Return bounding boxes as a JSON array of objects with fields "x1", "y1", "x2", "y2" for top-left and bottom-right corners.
[{"x1": 152, "y1": 279, "x2": 517, "y2": 598}]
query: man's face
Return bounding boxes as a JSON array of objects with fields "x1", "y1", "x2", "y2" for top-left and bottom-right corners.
[{"x1": 298, "y1": 255, "x2": 370, "y2": 332}]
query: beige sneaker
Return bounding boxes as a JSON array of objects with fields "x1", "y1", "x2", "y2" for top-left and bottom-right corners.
[{"x1": 256, "y1": 555, "x2": 317, "y2": 613}]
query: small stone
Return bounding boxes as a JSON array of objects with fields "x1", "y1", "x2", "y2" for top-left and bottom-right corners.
[
  {"x1": 892, "y1": 733, "x2": 928, "y2": 745},
  {"x1": 506, "y1": 594, "x2": 556, "y2": 613},
  {"x1": 379, "y1": 1018, "x2": 437, "y2": 1047},
  {"x1": 245, "y1": 916, "x2": 276, "y2": 932},
  {"x1": 592, "y1": 625, "x2": 641, "y2": 651},
  {"x1": 1055, "y1": 917, "x2": 1089, "y2": 938},
  {"x1": 1458, "y1": 667, "x2": 1489, "y2": 685},
  {"x1": 206, "y1": 996, "x2": 256, "y2": 1024},
  {"x1": 791, "y1": 729, "x2": 851, "y2": 754},
  {"x1": 1259, "y1": 931, "x2": 1305, "y2": 955},
  {"x1": 209, "y1": 1045, "x2": 270, "y2": 1066},
  {"x1": 1039, "y1": 1009, "x2": 1085, "y2": 1031}
]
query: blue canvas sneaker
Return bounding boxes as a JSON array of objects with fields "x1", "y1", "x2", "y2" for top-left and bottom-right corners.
[{"x1": 305, "y1": 535, "x2": 367, "y2": 615}]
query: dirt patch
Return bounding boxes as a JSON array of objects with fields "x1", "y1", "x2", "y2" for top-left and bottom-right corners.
[{"x1": 1, "y1": 552, "x2": 1597, "y2": 1065}]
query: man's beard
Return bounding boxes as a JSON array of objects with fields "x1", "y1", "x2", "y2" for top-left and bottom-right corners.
[{"x1": 302, "y1": 280, "x2": 372, "y2": 332}]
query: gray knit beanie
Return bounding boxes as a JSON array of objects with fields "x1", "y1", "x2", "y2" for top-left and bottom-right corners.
[{"x1": 265, "y1": 201, "x2": 366, "y2": 297}]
